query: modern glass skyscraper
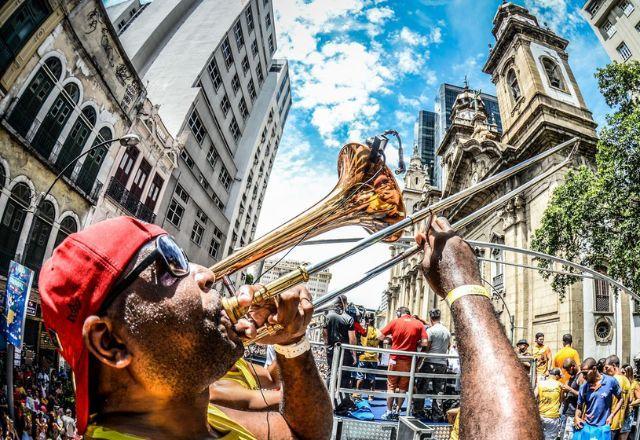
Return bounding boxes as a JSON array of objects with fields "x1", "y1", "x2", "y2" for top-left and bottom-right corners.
[
  {"x1": 413, "y1": 110, "x2": 437, "y2": 184},
  {"x1": 433, "y1": 83, "x2": 502, "y2": 187}
]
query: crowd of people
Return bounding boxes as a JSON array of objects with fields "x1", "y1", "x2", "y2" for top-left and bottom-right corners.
[
  {"x1": 0, "y1": 360, "x2": 77, "y2": 440},
  {"x1": 322, "y1": 297, "x2": 640, "y2": 440},
  {"x1": 522, "y1": 333, "x2": 640, "y2": 440}
]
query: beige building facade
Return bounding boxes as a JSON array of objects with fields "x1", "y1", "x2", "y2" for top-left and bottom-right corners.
[
  {"x1": 582, "y1": 0, "x2": 640, "y2": 62},
  {"x1": 259, "y1": 258, "x2": 332, "y2": 301},
  {"x1": 386, "y1": 2, "x2": 639, "y2": 363},
  {"x1": 0, "y1": 0, "x2": 175, "y2": 361}
]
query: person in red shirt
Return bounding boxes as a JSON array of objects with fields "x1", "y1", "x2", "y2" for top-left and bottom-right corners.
[{"x1": 378, "y1": 307, "x2": 427, "y2": 419}]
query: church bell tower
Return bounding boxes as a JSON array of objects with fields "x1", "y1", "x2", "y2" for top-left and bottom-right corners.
[{"x1": 483, "y1": 2, "x2": 597, "y2": 152}]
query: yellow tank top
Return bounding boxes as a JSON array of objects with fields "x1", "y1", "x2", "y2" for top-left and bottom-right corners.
[
  {"x1": 359, "y1": 326, "x2": 380, "y2": 362},
  {"x1": 449, "y1": 411, "x2": 460, "y2": 440},
  {"x1": 86, "y1": 404, "x2": 257, "y2": 440},
  {"x1": 538, "y1": 379, "x2": 562, "y2": 419},
  {"x1": 611, "y1": 374, "x2": 631, "y2": 430},
  {"x1": 219, "y1": 358, "x2": 259, "y2": 390}
]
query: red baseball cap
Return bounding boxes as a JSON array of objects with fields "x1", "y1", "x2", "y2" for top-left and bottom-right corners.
[{"x1": 39, "y1": 216, "x2": 166, "y2": 433}]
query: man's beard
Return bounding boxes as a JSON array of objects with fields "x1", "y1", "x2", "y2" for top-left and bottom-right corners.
[{"x1": 121, "y1": 294, "x2": 244, "y2": 395}]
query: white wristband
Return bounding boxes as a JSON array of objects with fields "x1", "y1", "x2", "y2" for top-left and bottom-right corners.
[{"x1": 274, "y1": 337, "x2": 311, "y2": 359}]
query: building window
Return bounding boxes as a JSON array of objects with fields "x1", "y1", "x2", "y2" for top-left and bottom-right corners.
[
  {"x1": 242, "y1": 56, "x2": 250, "y2": 75},
  {"x1": 603, "y1": 20, "x2": 617, "y2": 38},
  {"x1": 144, "y1": 173, "x2": 164, "y2": 211},
  {"x1": 31, "y1": 82, "x2": 80, "y2": 159},
  {"x1": 198, "y1": 172, "x2": 210, "y2": 191},
  {"x1": 212, "y1": 193, "x2": 224, "y2": 210},
  {"x1": 229, "y1": 117, "x2": 241, "y2": 141},
  {"x1": 166, "y1": 198, "x2": 185, "y2": 227},
  {"x1": 196, "y1": 209, "x2": 208, "y2": 224},
  {"x1": 23, "y1": 200, "x2": 55, "y2": 271},
  {"x1": 586, "y1": 0, "x2": 602, "y2": 15},
  {"x1": 541, "y1": 57, "x2": 567, "y2": 91},
  {"x1": 7, "y1": 57, "x2": 62, "y2": 137},
  {"x1": 248, "y1": 79, "x2": 257, "y2": 102},
  {"x1": 231, "y1": 74, "x2": 241, "y2": 94},
  {"x1": 180, "y1": 149, "x2": 195, "y2": 169},
  {"x1": 222, "y1": 37, "x2": 234, "y2": 68},
  {"x1": 207, "y1": 59, "x2": 222, "y2": 90},
  {"x1": 175, "y1": 184, "x2": 190, "y2": 203},
  {"x1": 55, "y1": 106, "x2": 97, "y2": 175},
  {"x1": 620, "y1": 0, "x2": 635, "y2": 16},
  {"x1": 265, "y1": 12, "x2": 271, "y2": 29},
  {"x1": 239, "y1": 98, "x2": 249, "y2": 120},
  {"x1": 268, "y1": 34, "x2": 274, "y2": 55},
  {"x1": 209, "y1": 229, "x2": 222, "y2": 258},
  {"x1": 251, "y1": 40, "x2": 259, "y2": 58},
  {"x1": 246, "y1": 7, "x2": 254, "y2": 32},
  {"x1": 53, "y1": 216, "x2": 78, "y2": 249},
  {"x1": 617, "y1": 41, "x2": 633, "y2": 60},
  {"x1": 256, "y1": 63, "x2": 264, "y2": 84},
  {"x1": 635, "y1": 20, "x2": 640, "y2": 31},
  {"x1": 207, "y1": 146, "x2": 219, "y2": 168},
  {"x1": 77, "y1": 127, "x2": 111, "y2": 194},
  {"x1": 188, "y1": 110, "x2": 206, "y2": 144},
  {"x1": 221, "y1": 94, "x2": 231, "y2": 116},
  {"x1": 506, "y1": 69, "x2": 521, "y2": 101},
  {"x1": 233, "y1": 20, "x2": 244, "y2": 49},
  {"x1": 594, "y1": 278, "x2": 612, "y2": 313},
  {"x1": 191, "y1": 221, "x2": 204, "y2": 246},
  {"x1": 219, "y1": 167, "x2": 232, "y2": 190},
  {"x1": 0, "y1": 0, "x2": 52, "y2": 76}
]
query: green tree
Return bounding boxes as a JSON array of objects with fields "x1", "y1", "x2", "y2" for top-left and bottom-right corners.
[{"x1": 531, "y1": 61, "x2": 640, "y2": 299}]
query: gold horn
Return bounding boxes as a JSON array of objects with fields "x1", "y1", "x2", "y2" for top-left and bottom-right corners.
[
  {"x1": 210, "y1": 142, "x2": 406, "y2": 280},
  {"x1": 213, "y1": 142, "x2": 406, "y2": 320}
]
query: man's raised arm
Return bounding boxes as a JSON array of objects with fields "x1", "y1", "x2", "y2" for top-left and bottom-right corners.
[{"x1": 416, "y1": 217, "x2": 542, "y2": 440}]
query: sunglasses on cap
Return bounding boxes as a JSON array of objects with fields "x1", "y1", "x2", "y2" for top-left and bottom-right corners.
[{"x1": 100, "y1": 235, "x2": 190, "y2": 312}]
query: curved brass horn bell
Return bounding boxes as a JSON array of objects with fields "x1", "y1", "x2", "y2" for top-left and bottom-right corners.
[{"x1": 209, "y1": 142, "x2": 406, "y2": 281}]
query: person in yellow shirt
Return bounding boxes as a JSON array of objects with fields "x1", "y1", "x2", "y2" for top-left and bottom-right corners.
[
  {"x1": 536, "y1": 368, "x2": 563, "y2": 440},
  {"x1": 605, "y1": 355, "x2": 630, "y2": 439},
  {"x1": 552, "y1": 334, "x2": 581, "y2": 384},
  {"x1": 354, "y1": 313, "x2": 380, "y2": 400},
  {"x1": 447, "y1": 407, "x2": 460, "y2": 440},
  {"x1": 620, "y1": 364, "x2": 637, "y2": 439},
  {"x1": 532, "y1": 332, "x2": 552, "y2": 378}
]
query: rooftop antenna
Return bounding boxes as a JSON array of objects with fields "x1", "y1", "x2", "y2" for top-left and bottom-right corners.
[{"x1": 463, "y1": 75, "x2": 469, "y2": 89}]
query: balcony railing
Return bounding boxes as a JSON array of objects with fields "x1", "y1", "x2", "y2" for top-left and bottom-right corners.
[{"x1": 105, "y1": 177, "x2": 156, "y2": 223}]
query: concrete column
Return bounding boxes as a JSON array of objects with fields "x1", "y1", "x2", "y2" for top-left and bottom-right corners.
[
  {"x1": 15, "y1": 209, "x2": 35, "y2": 262},
  {"x1": 43, "y1": 221, "x2": 60, "y2": 260},
  {"x1": 0, "y1": 189, "x2": 10, "y2": 221}
]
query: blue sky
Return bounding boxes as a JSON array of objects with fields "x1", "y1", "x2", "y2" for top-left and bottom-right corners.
[{"x1": 257, "y1": 0, "x2": 612, "y2": 309}]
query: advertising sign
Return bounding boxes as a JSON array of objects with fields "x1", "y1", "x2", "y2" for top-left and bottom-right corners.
[{"x1": 3, "y1": 261, "x2": 34, "y2": 349}]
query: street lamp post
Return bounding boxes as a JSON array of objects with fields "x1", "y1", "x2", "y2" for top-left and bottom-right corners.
[{"x1": 4, "y1": 133, "x2": 140, "y2": 420}]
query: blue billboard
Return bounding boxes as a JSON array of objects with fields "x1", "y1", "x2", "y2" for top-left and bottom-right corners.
[{"x1": 3, "y1": 261, "x2": 34, "y2": 349}]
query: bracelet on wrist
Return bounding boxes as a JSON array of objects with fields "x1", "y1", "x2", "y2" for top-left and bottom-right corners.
[
  {"x1": 445, "y1": 284, "x2": 490, "y2": 306},
  {"x1": 274, "y1": 337, "x2": 311, "y2": 359}
]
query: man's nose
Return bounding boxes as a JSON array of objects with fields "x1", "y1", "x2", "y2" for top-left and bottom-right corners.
[{"x1": 193, "y1": 264, "x2": 215, "y2": 291}]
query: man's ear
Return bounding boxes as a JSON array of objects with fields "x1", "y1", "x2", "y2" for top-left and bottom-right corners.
[{"x1": 82, "y1": 315, "x2": 131, "y2": 369}]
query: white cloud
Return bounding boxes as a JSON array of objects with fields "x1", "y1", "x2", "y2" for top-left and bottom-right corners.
[
  {"x1": 399, "y1": 26, "x2": 429, "y2": 46},
  {"x1": 366, "y1": 6, "x2": 395, "y2": 24},
  {"x1": 430, "y1": 27, "x2": 442, "y2": 44},
  {"x1": 523, "y1": 0, "x2": 582, "y2": 36},
  {"x1": 397, "y1": 48, "x2": 427, "y2": 74}
]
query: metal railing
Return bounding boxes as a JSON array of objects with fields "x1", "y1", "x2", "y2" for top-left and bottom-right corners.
[
  {"x1": 105, "y1": 177, "x2": 156, "y2": 223},
  {"x1": 327, "y1": 343, "x2": 537, "y2": 418}
]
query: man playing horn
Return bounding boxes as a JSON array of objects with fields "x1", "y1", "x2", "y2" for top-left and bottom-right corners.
[{"x1": 38, "y1": 217, "x2": 332, "y2": 439}]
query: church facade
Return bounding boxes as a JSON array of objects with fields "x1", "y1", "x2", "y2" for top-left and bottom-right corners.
[{"x1": 385, "y1": 2, "x2": 639, "y2": 363}]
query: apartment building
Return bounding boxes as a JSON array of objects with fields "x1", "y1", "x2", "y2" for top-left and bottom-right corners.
[{"x1": 109, "y1": 0, "x2": 292, "y2": 274}]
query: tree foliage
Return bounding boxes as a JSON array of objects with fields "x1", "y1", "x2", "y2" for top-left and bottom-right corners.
[{"x1": 531, "y1": 61, "x2": 640, "y2": 299}]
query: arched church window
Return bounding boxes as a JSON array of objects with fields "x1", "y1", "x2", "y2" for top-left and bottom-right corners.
[
  {"x1": 76, "y1": 127, "x2": 112, "y2": 194},
  {"x1": 53, "y1": 215, "x2": 78, "y2": 249},
  {"x1": 541, "y1": 57, "x2": 566, "y2": 91},
  {"x1": 507, "y1": 69, "x2": 521, "y2": 101},
  {"x1": 55, "y1": 106, "x2": 97, "y2": 176},
  {"x1": 0, "y1": 183, "x2": 32, "y2": 274},
  {"x1": 31, "y1": 82, "x2": 80, "y2": 159},
  {"x1": 7, "y1": 57, "x2": 63, "y2": 137},
  {"x1": 24, "y1": 200, "x2": 55, "y2": 272}
]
